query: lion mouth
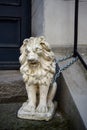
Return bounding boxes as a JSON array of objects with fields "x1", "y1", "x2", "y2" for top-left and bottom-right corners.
[{"x1": 28, "y1": 60, "x2": 39, "y2": 66}]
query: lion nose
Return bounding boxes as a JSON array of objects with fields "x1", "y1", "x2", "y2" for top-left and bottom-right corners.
[
  {"x1": 27, "y1": 56, "x2": 35, "y2": 61},
  {"x1": 27, "y1": 52, "x2": 34, "y2": 60},
  {"x1": 27, "y1": 52, "x2": 38, "y2": 62}
]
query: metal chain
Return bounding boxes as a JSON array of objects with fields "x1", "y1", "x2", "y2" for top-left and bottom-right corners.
[
  {"x1": 53, "y1": 54, "x2": 78, "y2": 83},
  {"x1": 56, "y1": 53, "x2": 73, "y2": 62},
  {"x1": 59, "y1": 56, "x2": 78, "y2": 72}
]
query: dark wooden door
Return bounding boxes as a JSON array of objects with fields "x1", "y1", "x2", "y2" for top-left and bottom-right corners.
[{"x1": 0, "y1": 0, "x2": 31, "y2": 69}]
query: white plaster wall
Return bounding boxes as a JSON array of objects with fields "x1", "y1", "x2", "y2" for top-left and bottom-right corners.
[
  {"x1": 32, "y1": 0, "x2": 44, "y2": 36},
  {"x1": 32, "y1": 0, "x2": 87, "y2": 48},
  {"x1": 78, "y1": 1, "x2": 87, "y2": 45},
  {"x1": 44, "y1": 0, "x2": 74, "y2": 47}
]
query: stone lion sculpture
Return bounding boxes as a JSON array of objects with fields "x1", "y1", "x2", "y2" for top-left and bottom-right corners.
[{"x1": 17, "y1": 36, "x2": 57, "y2": 121}]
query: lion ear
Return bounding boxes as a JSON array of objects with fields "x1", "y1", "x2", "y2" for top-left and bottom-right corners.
[
  {"x1": 39, "y1": 36, "x2": 51, "y2": 51},
  {"x1": 20, "y1": 38, "x2": 29, "y2": 54},
  {"x1": 39, "y1": 36, "x2": 45, "y2": 41},
  {"x1": 40, "y1": 42, "x2": 51, "y2": 52},
  {"x1": 23, "y1": 39, "x2": 29, "y2": 45}
]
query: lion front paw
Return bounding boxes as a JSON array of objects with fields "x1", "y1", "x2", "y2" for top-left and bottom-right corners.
[
  {"x1": 36, "y1": 104, "x2": 48, "y2": 113},
  {"x1": 23, "y1": 103, "x2": 35, "y2": 112}
]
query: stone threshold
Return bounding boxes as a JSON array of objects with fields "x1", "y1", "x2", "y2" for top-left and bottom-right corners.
[{"x1": 52, "y1": 45, "x2": 87, "y2": 54}]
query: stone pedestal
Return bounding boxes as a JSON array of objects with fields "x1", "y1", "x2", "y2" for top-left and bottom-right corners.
[{"x1": 18, "y1": 102, "x2": 57, "y2": 121}]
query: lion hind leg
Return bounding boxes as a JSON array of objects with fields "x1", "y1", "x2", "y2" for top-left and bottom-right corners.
[{"x1": 47, "y1": 82, "x2": 57, "y2": 108}]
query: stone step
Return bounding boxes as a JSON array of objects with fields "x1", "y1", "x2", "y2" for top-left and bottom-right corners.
[
  {"x1": 0, "y1": 70, "x2": 27, "y2": 103},
  {"x1": 0, "y1": 103, "x2": 69, "y2": 130},
  {"x1": 0, "y1": 70, "x2": 61, "y2": 103}
]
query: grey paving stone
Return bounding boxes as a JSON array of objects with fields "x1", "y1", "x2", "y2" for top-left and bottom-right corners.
[{"x1": 0, "y1": 103, "x2": 69, "y2": 130}]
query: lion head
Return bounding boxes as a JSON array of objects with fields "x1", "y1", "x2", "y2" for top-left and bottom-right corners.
[{"x1": 19, "y1": 36, "x2": 56, "y2": 83}]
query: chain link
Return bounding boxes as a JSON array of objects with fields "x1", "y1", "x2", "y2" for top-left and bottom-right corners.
[
  {"x1": 52, "y1": 54, "x2": 78, "y2": 83},
  {"x1": 56, "y1": 53, "x2": 73, "y2": 63},
  {"x1": 60, "y1": 56, "x2": 78, "y2": 72}
]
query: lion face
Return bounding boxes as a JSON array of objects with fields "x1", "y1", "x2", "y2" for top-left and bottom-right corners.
[{"x1": 25, "y1": 41, "x2": 43, "y2": 66}]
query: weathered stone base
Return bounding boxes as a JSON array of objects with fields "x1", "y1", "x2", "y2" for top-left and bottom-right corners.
[
  {"x1": 0, "y1": 103, "x2": 69, "y2": 130},
  {"x1": 18, "y1": 102, "x2": 57, "y2": 121}
]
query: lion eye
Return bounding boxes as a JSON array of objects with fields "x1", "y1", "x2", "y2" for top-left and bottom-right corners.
[
  {"x1": 25, "y1": 49, "x2": 30, "y2": 53},
  {"x1": 36, "y1": 48, "x2": 41, "y2": 51},
  {"x1": 25, "y1": 49, "x2": 28, "y2": 53}
]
